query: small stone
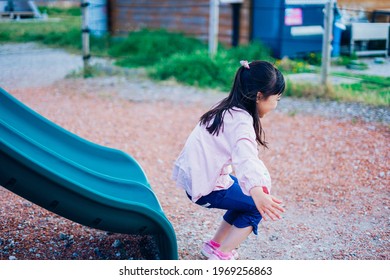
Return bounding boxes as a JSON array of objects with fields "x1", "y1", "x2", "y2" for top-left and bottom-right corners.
[
  {"x1": 112, "y1": 239, "x2": 122, "y2": 248},
  {"x1": 23, "y1": 202, "x2": 33, "y2": 207},
  {"x1": 9, "y1": 256, "x2": 17, "y2": 260},
  {"x1": 29, "y1": 247, "x2": 37, "y2": 253},
  {"x1": 59, "y1": 233, "x2": 68, "y2": 240},
  {"x1": 269, "y1": 235, "x2": 278, "y2": 241},
  {"x1": 94, "y1": 247, "x2": 102, "y2": 257}
]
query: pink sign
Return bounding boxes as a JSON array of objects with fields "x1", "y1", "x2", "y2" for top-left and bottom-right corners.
[{"x1": 285, "y1": 8, "x2": 303, "y2": 26}]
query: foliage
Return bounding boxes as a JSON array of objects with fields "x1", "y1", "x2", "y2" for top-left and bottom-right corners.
[
  {"x1": 332, "y1": 74, "x2": 390, "y2": 106},
  {"x1": 304, "y1": 52, "x2": 322, "y2": 66},
  {"x1": 0, "y1": 11, "x2": 81, "y2": 50},
  {"x1": 275, "y1": 57, "x2": 315, "y2": 74},
  {"x1": 224, "y1": 41, "x2": 272, "y2": 63},
  {"x1": 148, "y1": 41, "x2": 273, "y2": 91},
  {"x1": 285, "y1": 74, "x2": 389, "y2": 106},
  {"x1": 149, "y1": 51, "x2": 233, "y2": 91},
  {"x1": 38, "y1": 6, "x2": 81, "y2": 17},
  {"x1": 108, "y1": 29, "x2": 206, "y2": 67},
  {"x1": 332, "y1": 54, "x2": 358, "y2": 66}
]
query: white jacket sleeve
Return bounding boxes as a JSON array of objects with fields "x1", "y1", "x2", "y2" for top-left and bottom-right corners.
[{"x1": 231, "y1": 136, "x2": 272, "y2": 196}]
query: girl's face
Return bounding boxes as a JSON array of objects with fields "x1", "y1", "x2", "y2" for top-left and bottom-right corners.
[{"x1": 256, "y1": 93, "x2": 281, "y2": 118}]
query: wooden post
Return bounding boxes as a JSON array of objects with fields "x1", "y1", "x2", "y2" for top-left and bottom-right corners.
[
  {"x1": 321, "y1": 0, "x2": 334, "y2": 85},
  {"x1": 232, "y1": 2, "x2": 242, "y2": 47},
  {"x1": 81, "y1": 0, "x2": 91, "y2": 77},
  {"x1": 208, "y1": 0, "x2": 219, "y2": 57}
]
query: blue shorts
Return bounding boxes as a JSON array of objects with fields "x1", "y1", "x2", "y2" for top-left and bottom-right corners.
[{"x1": 188, "y1": 176, "x2": 262, "y2": 235}]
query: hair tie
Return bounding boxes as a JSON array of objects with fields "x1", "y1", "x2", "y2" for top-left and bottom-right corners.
[{"x1": 240, "y1": 60, "x2": 250, "y2": 69}]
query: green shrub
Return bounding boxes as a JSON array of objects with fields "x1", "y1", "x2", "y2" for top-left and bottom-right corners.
[
  {"x1": 224, "y1": 41, "x2": 272, "y2": 63},
  {"x1": 38, "y1": 6, "x2": 81, "y2": 17},
  {"x1": 332, "y1": 54, "x2": 358, "y2": 66},
  {"x1": 304, "y1": 52, "x2": 322, "y2": 66},
  {"x1": 275, "y1": 57, "x2": 315, "y2": 74},
  {"x1": 109, "y1": 29, "x2": 206, "y2": 67},
  {"x1": 149, "y1": 51, "x2": 234, "y2": 90},
  {"x1": 148, "y1": 41, "x2": 274, "y2": 91},
  {"x1": 284, "y1": 76, "x2": 390, "y2": 106},
  {"x1": 41, "y1": 28, "x2": 81, "y2": 48}
]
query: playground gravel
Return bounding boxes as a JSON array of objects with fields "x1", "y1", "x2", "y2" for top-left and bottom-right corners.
[
  {"x1": 1, "y1": 78, "x2": 389, "y2": 261},
  {"x1": 0, "y1": 44, "x2": 389, "y2": 260}
]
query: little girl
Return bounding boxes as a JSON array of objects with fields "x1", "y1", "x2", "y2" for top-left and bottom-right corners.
[{"x1": 172, "y1": 60, "x2": 286, "y2": 260}]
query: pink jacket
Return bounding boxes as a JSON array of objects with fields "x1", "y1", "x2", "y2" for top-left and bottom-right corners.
[{"x1": 172, "y1": 108, "x2": 271, "y2": 202}]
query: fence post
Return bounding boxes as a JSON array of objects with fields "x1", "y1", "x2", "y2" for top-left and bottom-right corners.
[
  {"x1": 321, "y1": 0, "x2": 334, "y2": 85},
  {"x1": 81, "y1": 0, "x2": 91, "y2": 77},
  {"x1": 208, "y1": 0, "x2": 219, "y2": 57}
]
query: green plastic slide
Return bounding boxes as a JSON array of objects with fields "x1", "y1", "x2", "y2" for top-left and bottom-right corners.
[{"x1": 0, "y1": 88, "x2": 178, "y2": 260}]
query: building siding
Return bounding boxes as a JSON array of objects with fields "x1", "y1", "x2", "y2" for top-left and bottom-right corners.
[
  {"x1": 108, "y1": 0, "x2": 251, "y2": 45},
  {"x1": 337, "y1": 0, "x2": 390, "y2": 22},
  {"x1": 338, "y1": 0, "x2": 389, "y2": 12}
]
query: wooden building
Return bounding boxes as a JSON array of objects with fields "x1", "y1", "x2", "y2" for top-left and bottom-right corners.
[
  {"x1": 338, "y1": 0, "x2": 389, "y2": 13},
  {"x1": 108, "y1": 0, "x2": 251, "y2": 46},
  {"x1": 338, "y1": 0, "x2": 390, "y2": 22}
]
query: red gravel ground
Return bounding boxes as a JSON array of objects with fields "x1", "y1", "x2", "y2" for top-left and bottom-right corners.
[{"x1": 0, "y1": 79, "x2": 389, "y2": 260}]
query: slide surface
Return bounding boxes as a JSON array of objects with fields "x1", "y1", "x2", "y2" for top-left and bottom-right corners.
[{"x1": 0, "y1": 88, "x2": 178, "y2": 259}]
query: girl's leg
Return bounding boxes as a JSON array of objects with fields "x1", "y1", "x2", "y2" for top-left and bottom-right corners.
[
  {"x1": 196, "y1": 177, "x2": 261, "y2": 254},
  {"x1": 195, "y1": 176, "x2": 261, "y2": 256},
  {"x1": 212, "y1": 219, "x2": 233, "y2": 244},
  {"x1": 219, "y1": 225, "x2": 252, "y2": 253},
  {"x1": 212, "y1": 220, "x2": 252, "y2": 252}
]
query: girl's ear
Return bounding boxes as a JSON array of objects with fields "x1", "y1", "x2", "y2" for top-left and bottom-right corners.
[{"x1": 257, "y1": 92, "x2": 264, "y2": 101}]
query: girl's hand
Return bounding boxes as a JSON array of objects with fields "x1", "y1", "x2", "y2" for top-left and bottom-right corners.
[{"x1": 250, "y1": 186, "x2": 285, "y2": 221}]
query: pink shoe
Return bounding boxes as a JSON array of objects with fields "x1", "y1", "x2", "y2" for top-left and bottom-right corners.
[
  {"x1": 201, "y1": 240, "x2": 239, "y2": 259},
  {"x1": 208, "y1": 248, "x2": 235, "y2": 260}
]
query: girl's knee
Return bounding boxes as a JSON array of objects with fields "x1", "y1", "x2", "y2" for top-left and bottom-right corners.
[{"x1": 228, "y1": 210, "x2": 262, "y2": 234}]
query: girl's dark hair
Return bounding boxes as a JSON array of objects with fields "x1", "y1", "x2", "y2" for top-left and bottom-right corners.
[{"x1": 200, "y1": 60, "x2": 285, "y2": 148}]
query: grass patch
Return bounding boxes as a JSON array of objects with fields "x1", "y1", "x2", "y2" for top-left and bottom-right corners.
[
  {"x1": 331, "y1": 84, "x2": 389, "y2": 106},
  {"x1": 108, "y1": 29, "x2": 206, "y2": 67},
  {"x1": 331, "y1": 54, "x2": 359, "y2": 66},
  {"x1": 0, "y1": 5, "x2": 82, "y2": 51},
  {"x1": 149, "y1": 51, "x2": 234, "y2": 91},
  {"x1": 285, "y1": 73, "x2": 389, "y2": 106},
  {"x1": 284, "y1": 80, "x2": 329, "y2": 99},
  {"x1": 333, "y1": 72, "x2": 390, "y2": 86},
  {"x1": 331, "y1": 74, "x2": 390, "y2": 106},
  {"x1": 0, "y1": 6, "x2": 110, "y2": 55},
  {"x1": 0, "y1": 18, "x2": 81, "y2": 48},
  {"x1": 38, "y1": 6, "x2": 81, "y2": 17}
]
